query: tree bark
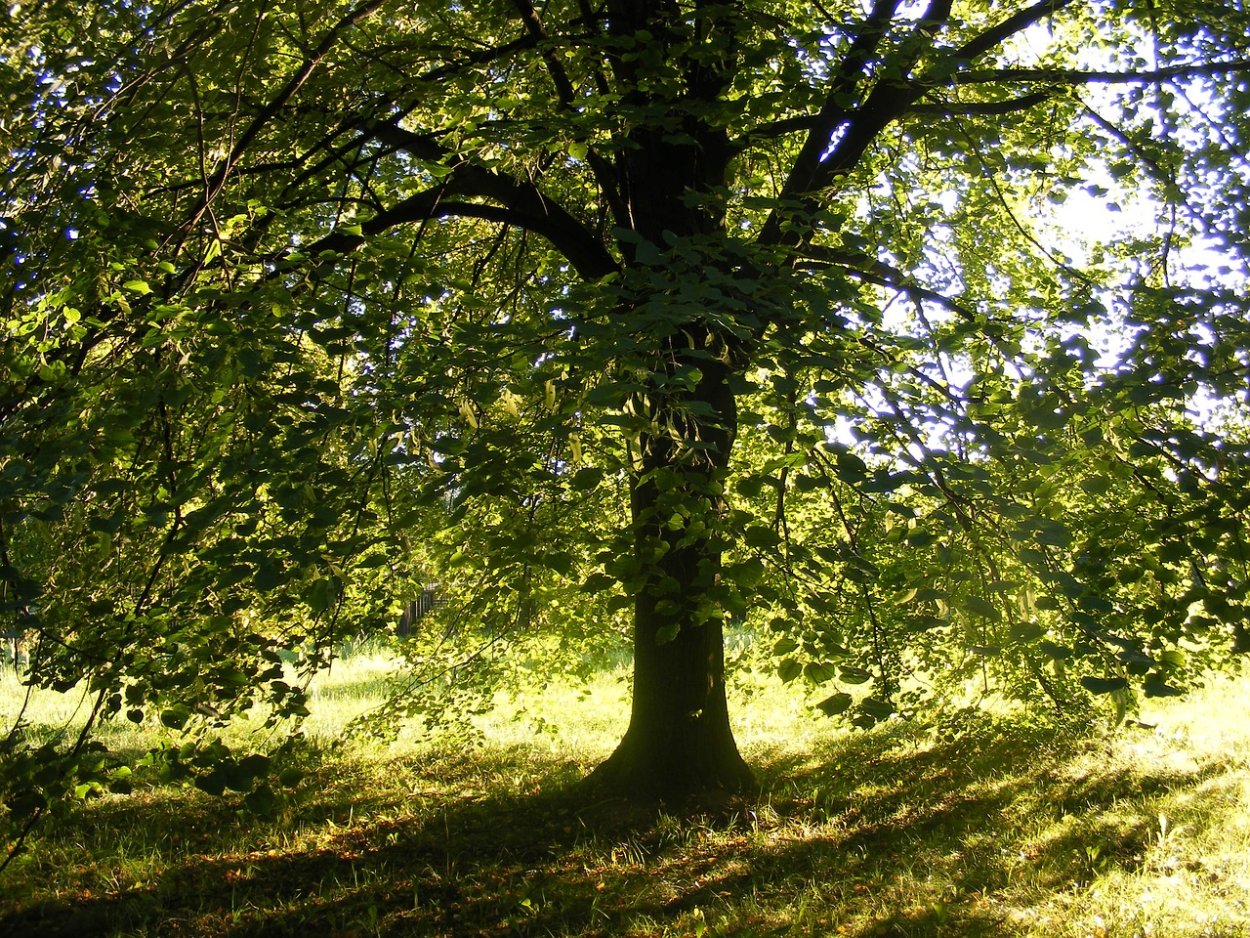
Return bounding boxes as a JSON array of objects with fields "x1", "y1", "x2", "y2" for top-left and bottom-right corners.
[
  {"x1": 590, "y1": 354, "x2": 756, "y2": 801},
  {"x1": 586, "y1": 2, "x2": 754, "y2": 801}
]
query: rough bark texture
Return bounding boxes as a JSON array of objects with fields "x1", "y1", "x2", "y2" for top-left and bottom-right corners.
[
  {"x1": 590, "y1": 358, "x2": 756, "y2": 801},
  {"x1": 590, "y1": 605, "x2": 755, "y2": 801},
  {"x1": 586, "y1": 0, "x2": 757, "y2": 801}
]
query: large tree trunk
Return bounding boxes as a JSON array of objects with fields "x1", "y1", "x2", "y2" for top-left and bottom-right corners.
[
  {"x1": 587, "y1": 4, "x2": 753, "y2": 799},
  {"x1": 591, "y1": 576, "x2": 756, "y2": 801},
  {"x1": 590, "y1": 356, "x2": 755, "y2": 801}
]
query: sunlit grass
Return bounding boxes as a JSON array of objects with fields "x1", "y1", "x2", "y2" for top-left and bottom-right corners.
[{"x1": 2, "y1": 653, "x2": 1249, "y2": 937}]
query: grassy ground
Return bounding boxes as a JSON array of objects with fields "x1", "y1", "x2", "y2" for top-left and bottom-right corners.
[{"x1": 1, "y1": 655, "x2": 1248, "y2": 938}]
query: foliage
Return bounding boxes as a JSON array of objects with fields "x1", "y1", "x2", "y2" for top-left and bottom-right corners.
[{"x1": 3, "y1": 0, "x2": 1250, "y2": 851}]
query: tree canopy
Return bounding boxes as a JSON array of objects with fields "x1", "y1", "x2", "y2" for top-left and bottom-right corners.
[{"x1": 3, "y1": 0, "x2": 1249, "y2": 854}]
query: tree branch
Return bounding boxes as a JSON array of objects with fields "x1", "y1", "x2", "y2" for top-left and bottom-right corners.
[
  {"x1": 802, "y1": 0, "x2": 957, "y2": 194},
  {"x1": 307, "y1": 182, "x2": 617, "y2": 280},
  {"x1": 753, "y1": 0, "x2": 1085, "y2": 253},
  {"x1": 356, "y1": 120, "x2": 616, "y2": 278},
  {"x1": 908, "y1": 90, "x2": 1054, "y2": 116},
  {"x1": 507, "y1": 0, "x2": 628, "y2": 229},
  {"x1": 946, "y1": 0, "x2": 1076, "y2": 63},
  {"x1": 769, "y1": 0, "x2": 904, "y2": 203},
  {"x1": 798, "y1": 246, "x2": 980, "y2": 322},
  {"x1": 953, "y1": 59, "x2": 1250, "y2": 86},
  {"x1": 758, "y1": 1, "x2": 961, "y2": 246},
  {"x1": 511, "y1": 0, "x2": 578, "y2": 105},
  {"x1": 173, "y1": 0, "x2": 393, "y2": 241}
]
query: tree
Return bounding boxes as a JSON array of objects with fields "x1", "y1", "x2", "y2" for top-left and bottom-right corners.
[{"x1": 3, "y1": 0, "x2": 1250, "y2": 835}]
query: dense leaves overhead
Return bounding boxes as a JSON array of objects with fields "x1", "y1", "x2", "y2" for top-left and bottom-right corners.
[{"x1": 3, "y1": 0, "x2": 1250, "y2": 848}]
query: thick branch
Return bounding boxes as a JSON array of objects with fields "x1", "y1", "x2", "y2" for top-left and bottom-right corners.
[
  {"x1": 732, "y1": 113, "x2": 823, "y2": 148},
  {"x1": 355, "y1": 120, "x2": 616, "y2": 277},
  {"x1": 804, "y1": 0, "x2": 958, "y2": 193},
  {"x1": 773, "y1": 0, "x2": 904, "y2": 203},
  {"x1": 307, "y1": 186, "x2": 617, "y2": 280},
  {"x1": 737, "y1": 85, "x2": 1049, "y2": 146},
  {"x1": 753, "y1": 0, "x2": 1088, "y2": 254},
  {"x1": 947, "y1": 0, "x2": 1076, "y2": 63},
  {"x1": 759, "y1": 1, "x2": 958, "y2": 246},
  {"x1": 511, "y1": 0, "x2": 577, "y2": 105}
]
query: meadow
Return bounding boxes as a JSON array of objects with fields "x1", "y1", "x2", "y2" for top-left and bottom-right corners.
[{"x1": 1, "y1": 650, "x2": 1248, "y2": 938}]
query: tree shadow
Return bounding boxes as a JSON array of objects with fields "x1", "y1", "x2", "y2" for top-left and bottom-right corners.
[{"x1": 0, "y1": 715, "x2": 1236, "y2": 937}]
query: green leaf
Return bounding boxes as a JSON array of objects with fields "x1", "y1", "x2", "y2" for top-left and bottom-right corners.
[
  {"x1": 254, "y1": 558, "x2": 283, "y2": 592},
  {"x1": 655, "y1": 623, "x2": 680, "y2": 644},
  {"x1": 893, "y1": 587, "x2": 920, "y2": 605},
  {"x1": 1081, "y1": 676, "x2": 1129, "y2": 695},
  {"x1": 727, "y1": 556, "x2": 766, "y2": 589},
  {"x1": 571, "y1": 467, "x2": 605, "y2": 490},
  {"x1": 195, "y1": 768, "x2": 228, "y2": 797},
  {"x1": 1035, "y1": 522, "x2": 1071, "y2": 548},
  {"x1": 834, "y1": 452, "x2": 869, "y2": 483},
  {"x1": 735, "y1": 475, "x2": 768, "y2": 498},
  {"x1": 244, "y1": 784, "x2": 281, "y2": 817},
  {"x1": 804, "y1": 661, "x2": 835, "y2": 684},
  {"x1": 859, "y1": 698, "x2": 895, "y2": 720},
  {"x1": 634, "y1": 240, "x2": 661, "y2": 266},
  {"x1": 816, "y1": 692, "x2": 853, "y2": 716},
  {"x1": 777, "y1": 659, "x2": 802, "y2": 683},
  {"x1": 1079, "y1": 476, "x2": 1113, "y2": 495},
  {"x1": 1009, "y1": 621, "x2": 1046, "y2": 644},
  {"x1": 743, "y1": 525, "x2": 782, "y2": 549},
  {"x1": 772, "y1": 637, "x2": 798, "y2": 655},
  {"x1": 238, "y1": 753, "x2": 271, "y2": 778},
  {"x1": 1143, "y1": 674, "x2": 1183, "y2": 698},
  {"x1": 582, "y1": 573, "x2": 617, "y2": 593},
  {"x1": 1039, "y1": 640, "x2": 1073, "y2": 661},
  {"x1": 964, "y1": 595, "x2": 999, "y2": 620},
  {"x1": 839, "y1": 665, "x2": 872, "y2": 685},
  {"x1": 278, "y1": 767, "x2": 306, "y2": 788},
  {"x1": 1159, "y1": 649, "x2": 1186, "y2": 670},
  {"x1": 305, "y1": 578, "x2": 338, "y2": 614}
]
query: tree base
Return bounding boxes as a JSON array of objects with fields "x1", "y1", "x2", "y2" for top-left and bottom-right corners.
[{"x1": 586, "y1": 727, "x2": 758, "y2": 805}]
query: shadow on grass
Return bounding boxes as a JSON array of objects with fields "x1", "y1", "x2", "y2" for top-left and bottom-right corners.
[{"x1": 0, "y1": 714, "x2": 1235, "y2": 938}]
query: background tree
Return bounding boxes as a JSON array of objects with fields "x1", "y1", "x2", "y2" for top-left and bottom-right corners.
[{"x1": 3, "y1": 0, "x2": 1250, "y2": 845}]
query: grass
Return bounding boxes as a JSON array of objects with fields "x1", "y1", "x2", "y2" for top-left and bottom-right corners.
[{"x1": 1, "y1": 653, "x2": 1249, "y2": 938}]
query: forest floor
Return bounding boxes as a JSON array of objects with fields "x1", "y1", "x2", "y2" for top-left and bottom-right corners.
[{"x1": 1, "y1": 653, "x2": 1248, "y2": 937}]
